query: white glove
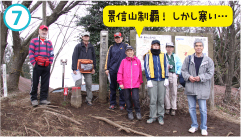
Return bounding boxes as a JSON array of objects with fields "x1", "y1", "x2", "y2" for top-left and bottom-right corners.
[
  {"x1": 147, "y1": 80, "x2": 153, "y2": 87},
  {"x1": 164, "y1": 79, "x2": 169, "y2": 87}
]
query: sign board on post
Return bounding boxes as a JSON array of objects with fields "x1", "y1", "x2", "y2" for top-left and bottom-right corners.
[
  {"x1": 136, "y1": 34, "x2": 172, "y2": 70},
  {"x1": 175, "y1": 36, "x2": 208, "y2": 63},
  {"x1": 2, "y1": 64, "x2": 7, "y2": 97}
]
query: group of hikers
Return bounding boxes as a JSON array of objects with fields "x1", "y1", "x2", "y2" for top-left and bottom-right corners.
[{"x1": 29, "y1": 26, "x2": 214, "y2": 136}]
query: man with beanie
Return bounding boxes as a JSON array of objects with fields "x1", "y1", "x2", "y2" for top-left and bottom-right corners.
[{"x1": 144, "y1": 40, "x2": 169, "y2": 125}]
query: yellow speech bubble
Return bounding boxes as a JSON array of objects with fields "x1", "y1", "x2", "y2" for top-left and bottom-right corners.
[{"x1": 103, "y1": 6, "x2": 233, "y2": 37}]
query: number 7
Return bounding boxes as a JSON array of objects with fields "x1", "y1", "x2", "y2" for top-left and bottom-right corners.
[{"x1": 12, "y1": 10, "x2": 22, "y2": 25}]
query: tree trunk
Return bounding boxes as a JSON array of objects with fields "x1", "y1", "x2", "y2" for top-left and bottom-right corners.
[
  {"x1": 7, "y1": 51, "x2": 29, "y2": 91},
  {"x1": 224, "y1": 1, "x2": 236, "y2": 103},
  {"x1": 0, "y1": 1, "x2": 11, "y2": 64},
  {"x1": 7, "y1": 31, "x2": 30, "y2": 91}
]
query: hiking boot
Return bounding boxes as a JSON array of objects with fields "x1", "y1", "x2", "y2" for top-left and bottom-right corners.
[
  {"x1": 146, "y1": 118, "x2": 156, "y2": 124},
  {"x1": 136, "y1": 113, "x2": 142, "y2": 120},
  {"x1": 158, "y1": 116, "x2": 164, "y2": 125},
  {"x1": 31, "y1": 100, "x2": 38, "y2": 107},
  {"x1": 165, "y1": 109, "x2": 170, "y2": 115},
  {"x1": 201, "y1": 130, "x2": 208, "y2": 136},
  {"x1": 40, "y1": 100, "x2": 50, "y2": 105},
  {"x1": 85, "y1": 100, "x2": 92, "y2": 106},
  {"x1": 188, "y1": 127, "x2": 198, "y2": 133},
  {"x1": 119, "y1": 106, "x2": 125, "y2": 110},
  {"x1": 109, "y1": 105, "x2": 115, "y2": 110},
  {"x1": 128, "y1": 112, "x2": 134, "y2": 120},
  {"x1": 171, "y1": 110, "x2": 176, "y2": 116}
]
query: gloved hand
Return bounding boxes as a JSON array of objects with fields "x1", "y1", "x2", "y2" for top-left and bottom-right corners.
[
  {"x1": 164, "y1": 79, "x2": 169, "y2": 87},
  {"x1": 147, "y1": 80, "x2": 153, "y2": 87}
]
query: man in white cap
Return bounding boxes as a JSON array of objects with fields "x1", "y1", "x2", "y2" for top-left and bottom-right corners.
[
  {"x1": 72, "y1": 32, "x2": 96, "y2": 106},
  {"x1": 164, "y1": 42, "x2": 182, "y2": 115}
]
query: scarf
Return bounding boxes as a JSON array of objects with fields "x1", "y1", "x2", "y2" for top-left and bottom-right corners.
[{"x1": 151, "y1": 48, "x2": 160, "y2": 55}]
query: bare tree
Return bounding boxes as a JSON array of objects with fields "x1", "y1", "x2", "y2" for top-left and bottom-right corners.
[
  {"x1": 223, "y1": 1, "x2": 240, "y2": 102},
  {"x1": 50, "y1": 6, "x2": 83, "y2": 76},
  {"x1": 1, "y1": 1, "x2": 82, "y2": 91}
]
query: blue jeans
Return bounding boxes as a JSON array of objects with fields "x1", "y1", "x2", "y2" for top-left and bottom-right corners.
[{"x1": 187, "y1": 95, "x2": 207, "y2": 130}]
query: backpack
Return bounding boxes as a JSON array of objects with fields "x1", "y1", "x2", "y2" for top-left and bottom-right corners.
[{"x1": 179, "y1": 55, "x2": 191, "y2": 87}]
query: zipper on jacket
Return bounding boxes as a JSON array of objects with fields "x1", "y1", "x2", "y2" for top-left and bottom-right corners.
[
  {"x1": 157, "y1": 56, "x2": 160, "y2": 81},
  {"x1": 131, "y1": 60, "x2": 132, "y2": 88}
]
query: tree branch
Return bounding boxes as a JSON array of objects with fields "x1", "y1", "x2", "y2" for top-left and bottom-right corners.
[
  {"x1": 47, "y1": 1, "x2": 55, "y2": 11},
  {"x1": 62, "y1": 1, "x2": 81, "y2": 13},
  {"x1": 21, "y1": 1, "x2": 32, "y2": 9},
  {"x1": 29, "y1": 1, "x2": 42, "y2": 14}
]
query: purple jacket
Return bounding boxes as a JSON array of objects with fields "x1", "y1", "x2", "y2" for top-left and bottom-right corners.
[{"x1": 117, "y1": 56, "x2": 143, "y2": 89}]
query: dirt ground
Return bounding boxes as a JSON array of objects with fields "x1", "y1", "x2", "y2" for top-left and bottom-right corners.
[{"x1": 1, "y1": 86, "x2": 240, "y2": 136}]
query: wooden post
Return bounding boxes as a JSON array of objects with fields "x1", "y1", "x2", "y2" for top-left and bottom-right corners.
[
  {"x1": 209, "y1": 76, "x2": 215, "y2": 110},
  {"x1": 99, "y1": 31, "x2": 108, "y2": 103},
  {"x1": 42, "y1": 1, "x2": 46, "y2": 25},
  {"x1": 2, "y1": 64, "x2": 7, "y2": 97}
]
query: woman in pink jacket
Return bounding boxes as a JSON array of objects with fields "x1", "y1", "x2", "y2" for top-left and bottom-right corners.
[{"x1": 117, "y1": 45, "x2": 143, "y2": 121}]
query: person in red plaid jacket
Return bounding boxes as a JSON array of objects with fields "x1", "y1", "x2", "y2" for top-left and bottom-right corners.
[{"x1": 29, "y1": 25, "x2": 54, "y2": 107}]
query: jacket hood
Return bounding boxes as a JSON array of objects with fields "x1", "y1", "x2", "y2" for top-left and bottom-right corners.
[{"x1": 126, "y1": 56, "x2": 137, "y2": 61}]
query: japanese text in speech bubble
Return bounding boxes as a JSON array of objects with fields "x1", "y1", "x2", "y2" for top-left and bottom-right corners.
[{"x1": 103, "y1": 6, "x2": 233, "y2": 37}]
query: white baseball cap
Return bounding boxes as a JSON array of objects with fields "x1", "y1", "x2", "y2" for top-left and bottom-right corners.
[{"x1": 82, "y1": 32, "x2": 90, "y2": 37}]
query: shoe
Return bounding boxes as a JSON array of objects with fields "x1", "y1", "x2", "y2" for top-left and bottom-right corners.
[
  {"x1": 171, "y1": 110, "x2": 176, "y2": 116},
  {"x1": 188, "y1": 127, "x2": 198, "y2": 133},
  {"x1": 201, "y1": 130, "x2": 208, "y2": 136},
  {"x1": 85, "y1": 100, "x2": 92, "y2": 106},
  {"x1": 146, "y1": 118, "x2": 156, "y2": 124},
  {"x1": 136, "y1": 113, "x2": 142, "y2": 120},
  {"x1": 40, "y1": 100, "x2": 50, "y2": 105},
  {"x1": 31, "y1": 100, "x2": 38, "y2": 107},
  {"x1": 158, "y1": 116, "x2": 164, "y2": 125},
  {"x1": 119, "y1": 106, "x2": 125, "y2": 110},
  {"x1": 128, "y1": 112, "x2": 134, "y2": 120},
  {"x1": 165, "y1": 109, "x2": 170, "y2": 115},
  {"x1": 109, "y1": 105, "x2": 115, "y2": 110}
]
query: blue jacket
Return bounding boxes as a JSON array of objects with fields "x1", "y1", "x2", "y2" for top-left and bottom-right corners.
[
  {"x1": 105, "y1": 42, "x2": 128, "y2": 73},
  {"x1": 144, "y1": 53, "x2": 169, "y2": 81},
  {"x1": 166, "y1": 53, "x2": 183, "y2": 75}
]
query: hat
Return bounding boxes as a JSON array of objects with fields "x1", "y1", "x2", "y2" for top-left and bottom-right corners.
[
  {"x1": 151, "y1": 40, "x2": 160, "y2": 45},
  {"x1": 166, "y1": 42, "x2": 174, "y2": 47},
  {"x1": 126, "y1": 45, "x2": 134, "y2": 51},
  {"x1": 39, "y1": 25, "x2": 48, "y2": 30},
  {"x1": 82, "y1": 32, "x2": 90, "y2": 37},
  {"x1": 114, "y1": 32, "x2": 122, "y2": 38}
]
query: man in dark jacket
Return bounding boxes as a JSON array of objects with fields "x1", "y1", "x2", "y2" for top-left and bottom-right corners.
[
  {"x1": 72, "y1": 32, "x2": 96, "y2": 106},
  {"x1": 105, "y1": 32, "x2": 128, "y2": 110}
]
